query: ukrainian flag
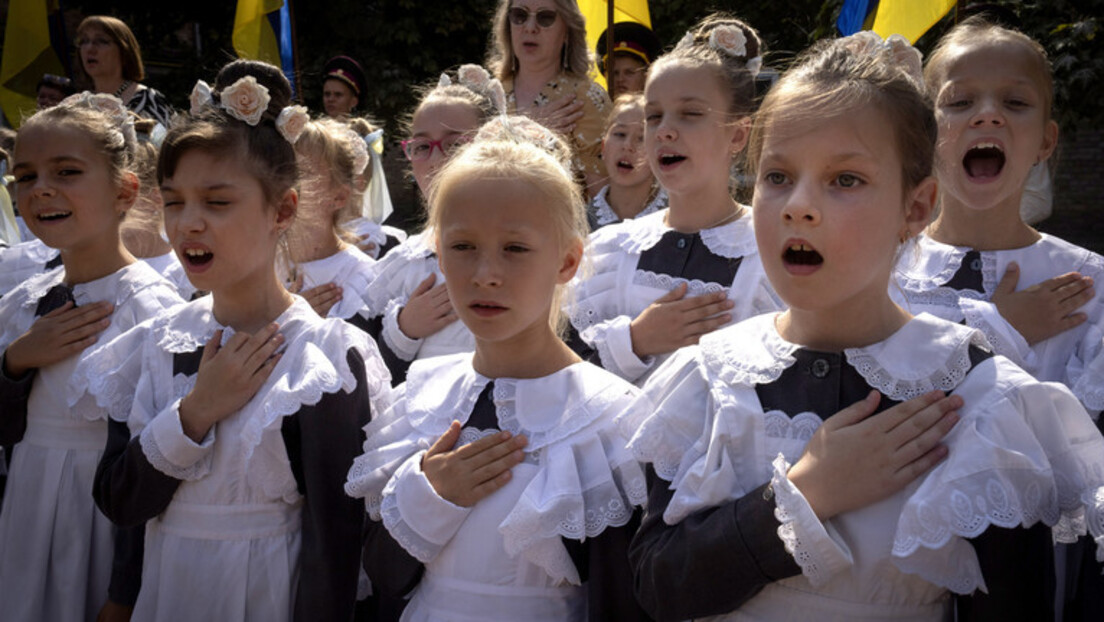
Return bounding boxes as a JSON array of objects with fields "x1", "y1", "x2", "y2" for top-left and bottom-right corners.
[
  {"x1": 233, "y1": 0, "x2": 297, "y2": 95},
  {"x1": 578, "y1": 0, "x2": 651, "y2": 88},
  {"x1": 0, "y1": 0, "x2": 65, "y2": 127},
  {"x1": 872, "y1": 0, "x2": 956, "y2": 43}
]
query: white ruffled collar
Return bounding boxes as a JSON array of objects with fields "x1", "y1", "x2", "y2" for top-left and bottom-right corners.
[
  {"x1": 295, "y1": 246, "x2": 375, "y2": 320},
  {"x1": 614, "y1": 207, "x2": 758, "y2": 258},
  {"x1": 592, "y1": 186, "x2": 667, "y2": 227},
  {"x1": 153, "y1": 295, "x2": 319, "y2": 354},
  {"x1": 701, "y1": 313, "x2": 992, "y2": 401},
  {"x1": 18, "y1": 261, "x2": 167, "y2": 312},
  {"x1": 404, "y1": 353, "x2": 634, "y2": 451}
]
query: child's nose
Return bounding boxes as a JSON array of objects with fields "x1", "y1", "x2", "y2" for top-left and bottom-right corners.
[
  {"x1": 473, "y1": 253, "x2": 503, "y2": 287},
  {"x1": 781, "y1": 181, "x2": 821, "y2": 224},
  {"x1": 971, "y1": 98, "x2": 1005, "y2": 127}
]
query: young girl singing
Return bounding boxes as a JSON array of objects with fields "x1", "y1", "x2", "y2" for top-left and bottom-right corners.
[
  {"x1": 568, "y1": 15, "x2": 782, "y2": 386},
  {"x1": 76, "y1": 60, "x2": 391, "y2": 621},
  {"x1": 346, "y1": 117, "x2": 650, "y2": 621},
  {"x1": 588, "y1": 93, "x2": 667, "y2": 229},
  {"x1": 284, "y1": 115, "x2": 378, "y2": 325},
  {"x1": 362, "y1": 65, "x2": 504, "y2": 384},
  {"x1": 0, "y1": 93, "x2": 182, "y2": 620},
  {"x1": 893, "y1": 18, "x2": 1102, "y2": 415},
  {"x1": 626, "y1": 32, "x2": 1104, "y2": 621}
]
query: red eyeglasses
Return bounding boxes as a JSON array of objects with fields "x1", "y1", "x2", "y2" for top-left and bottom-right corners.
[{"x1": 401, "y1": 135, "x2": 472, "y2": 161}]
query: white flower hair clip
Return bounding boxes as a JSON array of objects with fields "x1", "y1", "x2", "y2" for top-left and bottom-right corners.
[
  {"x1": 709, "y1": 25, "x2": 748, "y2": 58},
  {"x1": 219, "y1": 76, "x2": 271, "y2": 126},
  {"x1": 458, "y1": 64, "x2": 491, "y2": 91},
  {"x1": 276, "y1": 105, "x2": 310, "y2": 144},
  {"x1": 190, "y1": 80, "x2": 213, "y2": 115},
  {"x1": 840, "y1": 31, "x2": 923, "y2": 85},
  {"x1": 68, "y1": 92, "x2": 137, "y2": 148}
]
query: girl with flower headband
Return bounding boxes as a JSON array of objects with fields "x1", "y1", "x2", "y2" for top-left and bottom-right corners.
[
  {"x1": 568, "y1": 14, "x2": 782, "y2": 387},
  {"x1": 76, "y1": 59, "x2": 391, "y2": 621},
  {"x1": 626, "y1": 31, "x2": 1104, "y2": 621},
  {"x1": 281, "y1": 115, "x2": 381, "y2": 325},
  {"x1": 0, "y1": 92, "x2": 182, "y2": 620},
  {"x1": 361, "y1": 64, "x2": 505, "y2": 385},
  {"x1": 346, "y1": 114, "x2": 651, "y2": 622}
]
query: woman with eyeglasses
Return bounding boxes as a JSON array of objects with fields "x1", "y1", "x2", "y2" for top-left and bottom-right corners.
[
  {"x1": 487, "y1": 0, "x2": 610, "y2": 199},
  {"x1": 75, "y1": 16, "x2": 173, "y2": 127}
]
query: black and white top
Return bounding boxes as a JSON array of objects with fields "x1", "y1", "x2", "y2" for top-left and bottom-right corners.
[
  {"x1": 893, "y1": 233, "x2": 1104, "y2": 414},
  {"x1": 569, "y1": 208, "x2": 782, "y2": 385},
  {"x1": 625, "y1": 313, "x2": 1104, "y2": 621},
  {"x1": 125, "y1": 84, "x2": 174, "y2": 127},
  {"x1": 587, "y1": 185, "x2": 668, "y2": 230},
  {"x1": 74, "y1": 296, "x2": 391, "y2": 621},
  {"x1": 346, "y1": 354, "x2": 649, "y2": 621}
]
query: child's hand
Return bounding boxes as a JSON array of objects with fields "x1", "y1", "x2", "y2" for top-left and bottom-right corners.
[
  {"x1": 178, "y1": 325, "x2": 284, "y2": 443},
  {"x1": 3, "y1": 301, "x2": 113, "y2": 377},
  {"x1": 787, "y1": 389, "x2": 961, "y2": 521},
  {"x1": 992, "y1": 262, "x2": 1093, "y2": 345},
  {"x1": 288, "y1": 275, "x2": 344, "y2": 318},
  {"x1": 630, "y1": 283, "x2": 734, "y2": 358},
  {"x1": 422, "y1": 421, "x2": 528, "y2": 507},
  {"x1": 397, "y1": 273, "x2": 457, "y2": 339},
  {"x1": 356, "y1": 234, "x2": 379, "y2": 255},
  {"x1": 528, "y1": 94, "x2": 584, "y2": 134}
]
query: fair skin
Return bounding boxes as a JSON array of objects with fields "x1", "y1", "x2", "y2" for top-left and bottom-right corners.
[
  {"x1": 927, "y1": 39, "x2": 1093, "y2": 345},
  {"x1": 423, "y1": 175, "x2": 583, "y2": 506},
  {"x1": 394, "y1": 99, "x2": 482, "y2": 340},
  {"x1": 4, "y1": 123, "x2": 139, "y2": 377},
  {"x1": 286, "y1": 151, "x2": 350, "y2": 317},
  {"x1": 609, "y1": 55, "x2": 647, "y2": 96},
  {"x1": 629, "y1": 61, "x2": 751, "y2": 359},
  {"x1": 79, "y1": 26, "x2": 134, "y2": 101},
  {"x1": 753, "y1": 106, "x2": 959, "y2": 520},
  {"x1": 600, "y1": 104, "x2": 654, "y2": 220},
  {"x1": 322, "y1": 78, "x2": 358, "y2": 118},
  {"x1": 507, "y1": 1, "x2": 585, "y2": 138},
  {"x1": 160, "y1": 149, "x2": 296, "y2": 443}
]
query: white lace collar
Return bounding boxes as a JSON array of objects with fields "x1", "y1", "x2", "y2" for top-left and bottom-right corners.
[
  {"x1": 153, "y1": 295, "x2": 319, "y2": 354},
  {"x1": 701, "y1": 313, "x2": 992, "y2": 401},
  {"x1": 592, "y1": 186, "x2": 667, "y2": 227},
  {"x1": 403, "y1": 353, "x2": 635, "y2": 451},
  {"x1": 615, "y1": 207, "x2": 758, "y2": 258},
  {"x1": 18, "y1": 261, "x2": 167, "y2": 312}
]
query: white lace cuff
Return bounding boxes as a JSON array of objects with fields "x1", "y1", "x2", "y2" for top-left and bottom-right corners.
[
  {"x1": 771, "y1": 454, "x2": 853, "y2": 586},
  {"x1": 139, "y1": 398, "x2": 215, "y2": 480},
  {"x1": 381, "y1": 450, "x2": 472, "y2": 563},
  {"x1": 581, "y1": 315, "x2": 653, "y2": 383},
  {"x1": 381, "y1": 299, "x2": 422, "y2": 362},
  {"x1": 959, "y1": 298, "x2": 1035, "y2": 371}
]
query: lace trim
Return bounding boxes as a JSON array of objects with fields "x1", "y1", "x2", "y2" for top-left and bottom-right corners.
[
  {"x1": 492, "y1": 372, "x2": 631, "y2": 451},
  {"x1": 632, "y1": 270, "x2": 729, "y2": 297},
  {"x1": 763, "y1": 411, "x2": 822, "y2": 441},
  {"x1": 959, "y1": 301, "x2": 1023, "y2": 363},
  {"x1": 698, "y1": 212, "x2": 758, "y2": 259},
  {"x1": 379, "y1": 490, "x2": 439, "y2": 563},
  {"x1": 771, "y1": 454, "x2": 836, "y2": 586},
  {"x1": 138, "y1": 407, "x2": 213, "y2": 481},
  {"x1": 592, "y1": 187, "x2": 667, "y2": 227},
  {"x1": 895, "y1": 239, "x2": 967, "y2": 292},
  {"x1": 14, "y1": 267, "x2": 65, "y2": 313},
  {"x1": 702, "y1": 317, "x2": 798, "y2": 388},
  {"x1": 843, "y1": 328, "x2": 990, "y2": 401}
]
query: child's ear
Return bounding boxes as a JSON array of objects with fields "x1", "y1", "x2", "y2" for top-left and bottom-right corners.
[
  {"x1": 114, "y1": 171, "x2": 140, "y2": 215},
  {"x1": 903, "y1": 176, "x2": 938, "y2": 238},
  {"x1": 1038, "y1": 119, "x2": 1059, "y2": 163},
  {"x1": 557, "y1": 238, "x2": 584, "y2": 284},
  {"x1": 331, "y1": 185, "x2": 351, "y2": 214},
  {"x1": 729, "y1": 116, "x2": 752, "y2": 156},
  {"x1": 275, "y1": 188, "x2": 298, "y2": 233}
]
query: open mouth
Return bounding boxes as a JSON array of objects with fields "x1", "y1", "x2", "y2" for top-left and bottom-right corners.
[
  {"x1": 782, "y1": 243, "x2": 823, "y2": 266},
  {"x1": 963, "y1": 142, "x2": 1005, "y2": 180},
  {"x1": 37, "y1": 210, "x2": 72, "y2": 222},
  {"x1": 658, "y1": 154, "x2": 686, "y2": 167},
  {"x1": 182, "y1": 247, "x2": 213, "y2": 267},
  {"x1": 616, "y1": 159, "x2": 635, "y2": 172}
]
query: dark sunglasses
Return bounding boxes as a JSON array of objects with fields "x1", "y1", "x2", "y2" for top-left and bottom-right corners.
[{"x1": 508, "y1": 7, "x2": 558, "y2": 28}]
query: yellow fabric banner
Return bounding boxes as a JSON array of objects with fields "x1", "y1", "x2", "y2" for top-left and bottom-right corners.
[
  {"x1": 578, "y1": 0, "x2": 651, "y2": 87},
  {"x1": 872, "y1": 0, "x2": 956, "y2": 43},
  {"x1": 232, "y1": 0, "x2": 284, "y2": 64},
  {"x1": 0, "y1": 0, "x2": 65, "y2": 127}
]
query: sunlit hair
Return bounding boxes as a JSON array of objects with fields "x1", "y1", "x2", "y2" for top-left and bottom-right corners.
[
  {"x1": 293, "y1": 117, "x2": 365, "y2": 241},
  {"x1": 18, "y1": 94, "x2": 137, "y2": 186},
  {"x1": 604, "y1": 92, "x2": 645, "y2": 132},
  {"x1": 427, "y1": 118, "x2": 587, "y2": 336},
  {"x1": 487, "y1": 0, "x2": 592, "y2": 81},
  {"x1": 407, "y1": 71, "x2": 502, "y2": 135},
  {"x1": 157, "y1": 60, "x2": 297, "y2": 207},
  {"x1": 925, "y1": 15, "x2": 1054, "y2": 119},
  {"x1": 747, "y1": 36, "x2": 936, "y2": 195},
  {"x1": 649, "y1": 13, "x2": 763, "y2": 117},
  {"x1": 75, "y1": 16, "x2": 146, "y2": 84},
  {"x1": 120, "y1": 115, "x2": 168, "y2": 257}
]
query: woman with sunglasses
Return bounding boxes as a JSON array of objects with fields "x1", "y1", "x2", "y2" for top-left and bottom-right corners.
[
  {"x1": 358, "y1": 66, "x2": 503, "y2": 387},
  {"x1": 487, "y1": 0, "x2": 610, "y2": 199},
  {"x1": 75, "y1": 16, "x2": 173, "y2": 126}
]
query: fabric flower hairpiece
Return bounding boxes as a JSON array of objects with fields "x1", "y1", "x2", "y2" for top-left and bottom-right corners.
[
  {"x1": 840, "y1": 31, "x2": 923, "y2": 85},
  {"x1": 438, "y1": 64, "x2": 508, "y2": 116},
  {"x1": 276, "y1": 106, "x2": 310, "y2": 144},
  {"x1": 676, "y1": 26, "x2": 762, "y2": 77},
  {"x1": 190, "y1": 77, "x2": 311, "y2": 146},
  {"x1": 67, "y1": 92, "x2": 137, "y2": 149},
  {"x1": 345, "y1": 126, "x2": 371, "y2": 175}
]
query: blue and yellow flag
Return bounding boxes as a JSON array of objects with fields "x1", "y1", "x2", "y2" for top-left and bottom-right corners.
[
  {"x1": 0, "y1": 0, "x2": 65, "y2": 127},
  {"x1": 872, "y1": 0, "x2": 956, "y2": 43},
  {"x1": 578, "y1": 0, "x2": 651, "y2": 88},
  {"x1": 233, "y1": 0, "x2": 297, "y2": 95}
]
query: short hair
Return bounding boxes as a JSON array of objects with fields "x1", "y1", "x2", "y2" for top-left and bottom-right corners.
[
  {"x1": 487, "y1": 0, "x2": 592, "y2": 81},
  {"x1": 76, "y1": 16, "x2": 146, "y2": 83}
]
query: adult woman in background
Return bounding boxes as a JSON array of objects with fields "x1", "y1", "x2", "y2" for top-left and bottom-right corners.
[
  {"x1": 487, "y1": 0, "x2": 609, "y2": 197},
  {"x1": 75, "y1": 16, "x2": 173, "y2": 126}
]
